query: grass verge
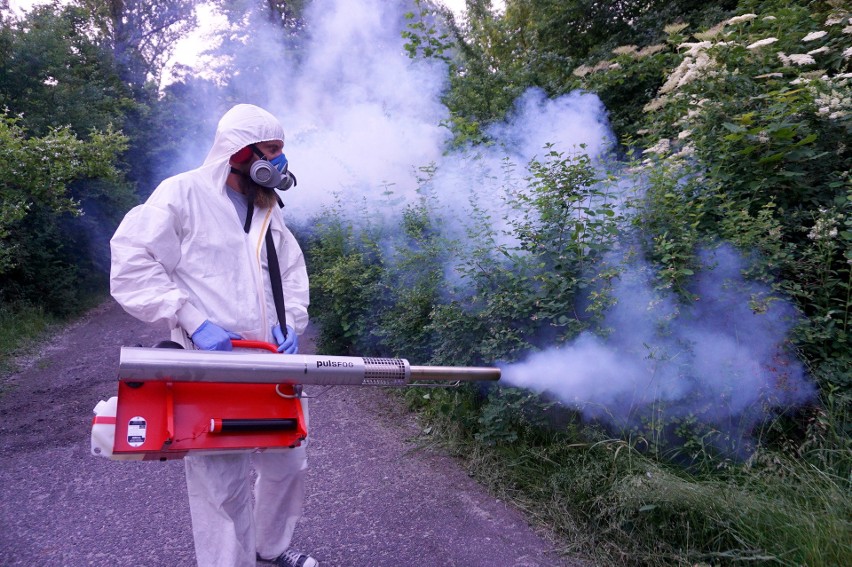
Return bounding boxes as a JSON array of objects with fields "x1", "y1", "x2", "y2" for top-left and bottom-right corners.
[
  {"x1": 0, "y1": 302, "x2": 58, "y2": 376},
  {"x1": 404, "y1": 387, "x2": 852, "y2": 567},
  {"x1": 0, "y1": 287, "x2": 110, "y2": 377}
]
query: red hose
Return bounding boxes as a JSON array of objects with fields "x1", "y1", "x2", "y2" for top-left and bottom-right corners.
[{"x1": 230, "y1": 339, "x2": 279, "y2": 353}]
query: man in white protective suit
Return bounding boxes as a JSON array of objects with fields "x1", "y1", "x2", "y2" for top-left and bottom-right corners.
[{"x1": 109, "y1": 103, "x2": 317, "y2": 567}]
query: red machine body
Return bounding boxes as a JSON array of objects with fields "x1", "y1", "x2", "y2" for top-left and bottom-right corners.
[{"x1": 109, "y1": 341, "x2": 307, "y2": 461}]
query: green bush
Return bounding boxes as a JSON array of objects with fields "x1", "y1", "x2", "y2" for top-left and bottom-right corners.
[{"x1": 0, "y1": 112, "x2": 131, "y2": 316}]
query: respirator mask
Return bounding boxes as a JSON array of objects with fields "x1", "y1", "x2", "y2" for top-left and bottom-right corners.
[{"x1": 233, "y1": 144, "x2": 297, "y2": 191}]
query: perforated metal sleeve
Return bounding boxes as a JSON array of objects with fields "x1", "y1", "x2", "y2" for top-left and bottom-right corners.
[{"x1": 362, "y1": 358, "x2": 409, "y2": 386}]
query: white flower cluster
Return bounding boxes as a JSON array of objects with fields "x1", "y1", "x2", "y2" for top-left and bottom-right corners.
[
  {"x1": 664, "y1": 23, "x2": 688, "y2": 35},
  {"x1": 644, "y1": 138, "x2": 671, "y2": 155},
  {"x1": 727, "y1": 14, "x2": 757, "y2": 26},
  {"x1": 612, "y1": 45, "x2": 638, "y2": 56},
  {"x1": 685, "y1": 105, "x2": 701, "y2": 119},
  {"x1": 824, "y1": 13, "x2": 848, "y2": 26},
  {"x1": 658, "y1": 42, "x2": 715, "y2": 95},
  {"x1": 808, "y1": 209, "x2": 840, "y2": 241},
  {"x1": 680, "y1": 41, "x2": 713, "y2": 57},
  {"x1": 675, "y1": 143, "x2": 695, "y2": 157},
  {"x1": 813, "y1": 77, "x2": 851, "y2": 121},
  {"x1": 695, "y1": 22, "x2": 725, "y2": 41},
  {"x1": 778, "y1": 52, "x2": 816, "y2": 66},
  {"x1": 631, "y1": 136, "x2": 696, "y2": 174},
  {"x1": 639, "y1": 44, "x2": 667, "y2": 57},
  {"x1": 573, "y1": 58, "x2": 624, "y2": 77},
  {"x1": 802, "y1": 31, "x2": 828, "y2": 42},
  {"x1": 747, "y1": 37, "x2": 779, "y2": 50}
]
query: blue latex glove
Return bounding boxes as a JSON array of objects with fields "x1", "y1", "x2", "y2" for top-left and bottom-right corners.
[
  {"x1": 272, "y1": 324, "x2": 299, "y2": 354},
  {"x1": 191, "y1": 320, "x2": 241, "y2": 351}
]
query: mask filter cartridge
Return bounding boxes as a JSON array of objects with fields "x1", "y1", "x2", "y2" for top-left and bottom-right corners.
[{"x1": 249, "y1": 152, "x2": 296, "y2": 191}]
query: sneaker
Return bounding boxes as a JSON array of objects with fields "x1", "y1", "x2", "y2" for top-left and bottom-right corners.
[{"x1": 272, "y1": 549, "x2": 318, "y2": 567}]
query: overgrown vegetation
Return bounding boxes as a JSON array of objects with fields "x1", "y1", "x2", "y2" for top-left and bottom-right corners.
[{"x1": 306, "y1": 1, "x2": 852, "y2": 564}]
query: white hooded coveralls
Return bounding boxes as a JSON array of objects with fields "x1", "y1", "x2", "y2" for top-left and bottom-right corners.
[{"x1": 110, "y1": 104, "x2": 310, "y2": 567}]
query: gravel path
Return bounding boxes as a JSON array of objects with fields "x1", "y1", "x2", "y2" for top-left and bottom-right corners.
[{"x1": 0, "y1": 301, "x2": 577, "y2": 566}]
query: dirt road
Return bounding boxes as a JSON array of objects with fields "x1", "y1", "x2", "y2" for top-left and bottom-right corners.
[{"x1": 0, "y1": 301, "x2": 576, "y2": 566}]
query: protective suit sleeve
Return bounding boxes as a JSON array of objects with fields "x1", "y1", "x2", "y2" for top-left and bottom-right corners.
[
  {"x1": 110, "y1": 203, "x2": 204, "y2": 331},
  {"x1": 278, "y1": 225, "x2": 310, "y2": 335}
]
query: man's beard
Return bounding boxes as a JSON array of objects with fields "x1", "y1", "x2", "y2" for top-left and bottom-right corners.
[{"x1": 237, "y1": 174, "x2": 278, "y2": 209}]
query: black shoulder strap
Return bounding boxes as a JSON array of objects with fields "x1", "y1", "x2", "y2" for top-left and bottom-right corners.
[{"x1": 265, "y1": 227, "x2": 288, "y2": 338}]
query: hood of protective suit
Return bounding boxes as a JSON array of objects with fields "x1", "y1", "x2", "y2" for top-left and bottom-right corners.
[{"x1": 199, "y1": 104, "x2": 287, "y2": 195}]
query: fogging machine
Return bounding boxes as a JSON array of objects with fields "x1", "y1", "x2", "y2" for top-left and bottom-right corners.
[{"x1": 92, "y1": 340, "x2": 500, "y2": 460}]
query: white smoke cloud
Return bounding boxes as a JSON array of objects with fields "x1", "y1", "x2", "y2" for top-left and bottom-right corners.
[
  {"x1": 488, "y1": 88, "x2": 613, "y2": 162},
  {"x1": 268, "y1": 0, "x2": 451, "y2": 219},
  {"x1": 261, "y1": 0, "x2": 613, "y2": 222},
  {"x1": 502, "y1": 245, "x2": 815, "y2": 451}
]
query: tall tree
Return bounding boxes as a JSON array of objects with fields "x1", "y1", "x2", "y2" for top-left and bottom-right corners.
[
  {"x1": 194, "y1": 0, "x2": 309, "y2": 106},
  {"x1": 81, "y1": 0, "x2": 199, "y2": 89},
  {"x1": 0, "y1": 3, "x2": 134, "y2": 137},
  {"x1": 211, "y1": 0, "x2": 308, "y2": 30},
  {"x1": 0, "y1": 5, "x2": 136, "y2": 314}
]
